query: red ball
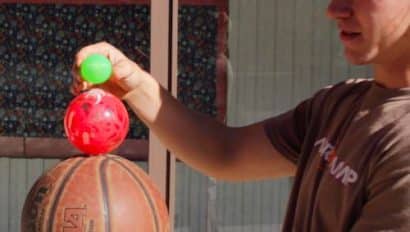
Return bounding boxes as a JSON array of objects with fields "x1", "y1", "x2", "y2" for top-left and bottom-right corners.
[{"x1": 64, "y1": 88, "x2": 129, "y2": 155}]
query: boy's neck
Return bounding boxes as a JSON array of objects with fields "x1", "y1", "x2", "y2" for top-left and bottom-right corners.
[{"x1": 374, "y1": 60, "x2": 410, "y2": 89}]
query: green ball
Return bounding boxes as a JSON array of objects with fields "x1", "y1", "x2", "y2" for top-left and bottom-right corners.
[{"x1": 80, "y1": 54, "x2": 112, "y2": 84}]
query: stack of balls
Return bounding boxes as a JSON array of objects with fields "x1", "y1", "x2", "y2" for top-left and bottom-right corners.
[{"x1": 21, "y1": 54, "x2": 170, "y2": 231}]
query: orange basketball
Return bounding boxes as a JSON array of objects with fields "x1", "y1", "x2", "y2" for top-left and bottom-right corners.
[{"x1": 21, "y1": 155, "x2": 169, "y2": 232}]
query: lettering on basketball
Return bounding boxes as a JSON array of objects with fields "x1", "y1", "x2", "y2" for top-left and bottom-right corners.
[
  {"x1": 63, "y1": 206, "x2": 87, "y2": 232},
  {"x1": 87, "y1": 219, "x2": 95, "y2": 232}
]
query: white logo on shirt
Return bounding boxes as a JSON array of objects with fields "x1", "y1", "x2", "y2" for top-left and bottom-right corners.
[{"x1": 314, "y1": 137, "x2": 358, "y2": 185}]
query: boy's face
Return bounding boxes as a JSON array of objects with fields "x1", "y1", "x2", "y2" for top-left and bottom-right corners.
[{"x1": 327, "y1": 0, "x2": 409, "y2": 65}]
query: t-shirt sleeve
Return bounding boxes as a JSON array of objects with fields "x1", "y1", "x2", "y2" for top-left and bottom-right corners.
[
  {"x1": 351, "y1": 148, "x2": 410, "y2": 231},
  {"x1": 263, "y1": 80, "x2": 368, "y2": 165},
  {"x1": 263, "y1": 80, "x2": 337, "y2": 165},
  {"x1": 263, "y1": 98, "x2": 313, "y2": 164}
]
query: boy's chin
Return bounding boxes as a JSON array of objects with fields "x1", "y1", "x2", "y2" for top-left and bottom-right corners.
[{"x1": 344, "y1": 49, "x2": 373, "y2": 66}]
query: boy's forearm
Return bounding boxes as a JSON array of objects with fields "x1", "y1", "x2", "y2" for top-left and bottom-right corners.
[{"x1": 122, "y1": 75, "x2": 232, "y2": 177}]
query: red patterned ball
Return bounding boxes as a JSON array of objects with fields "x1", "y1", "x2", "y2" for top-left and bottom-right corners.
[{"x1": 64, "y1": 88, "x2": 129, "y2": 155}]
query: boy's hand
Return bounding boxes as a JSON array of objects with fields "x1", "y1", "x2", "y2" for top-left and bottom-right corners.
[{"x1": 71, "y1": 41, "x2": 148, "y2": 98}]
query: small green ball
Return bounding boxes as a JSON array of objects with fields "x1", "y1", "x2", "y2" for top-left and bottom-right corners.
[{"x1": 80, "y1": 54, "x2": 112, "y2": 84}]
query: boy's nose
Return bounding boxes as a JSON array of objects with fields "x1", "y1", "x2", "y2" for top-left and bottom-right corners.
[{"x1": 327, "y1": 0, "x2": 353, "y2": 20}]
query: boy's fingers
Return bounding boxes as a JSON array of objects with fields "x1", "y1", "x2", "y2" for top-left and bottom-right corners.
[
  {"x1": 75, "y1": 49, "x2": 109, "y2": 67},
  {"x1": 70, "y1": 64, "x2": 93, "y2": 95},
  {"x1": 75, "y1": 42, "x2": 121, "y2": 67}
]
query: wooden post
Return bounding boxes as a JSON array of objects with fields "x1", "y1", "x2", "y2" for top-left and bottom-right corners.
[{"x1": 150, "y1": 0, "x2": 177, "y2": 230}]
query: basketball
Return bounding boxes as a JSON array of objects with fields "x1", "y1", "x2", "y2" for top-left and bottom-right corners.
[{"x1": 21, "y1": 155, "x2": 169, "y2": 232}]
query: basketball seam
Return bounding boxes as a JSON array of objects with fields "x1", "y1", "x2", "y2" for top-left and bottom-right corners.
[
  {"x1": 47, "y1": 158, "x2": 86, "y2": 232},
  {"x1": 100, "y1": 157, "x2": 111, "y2": 232},
  {"x1": 110, "y1": 158, "x2": 160, "y2": 232}
]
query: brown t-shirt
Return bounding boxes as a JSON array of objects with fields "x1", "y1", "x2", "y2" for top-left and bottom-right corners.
[{"x1": 265, "y1": 79, "x2": 410, "y2": 231}]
